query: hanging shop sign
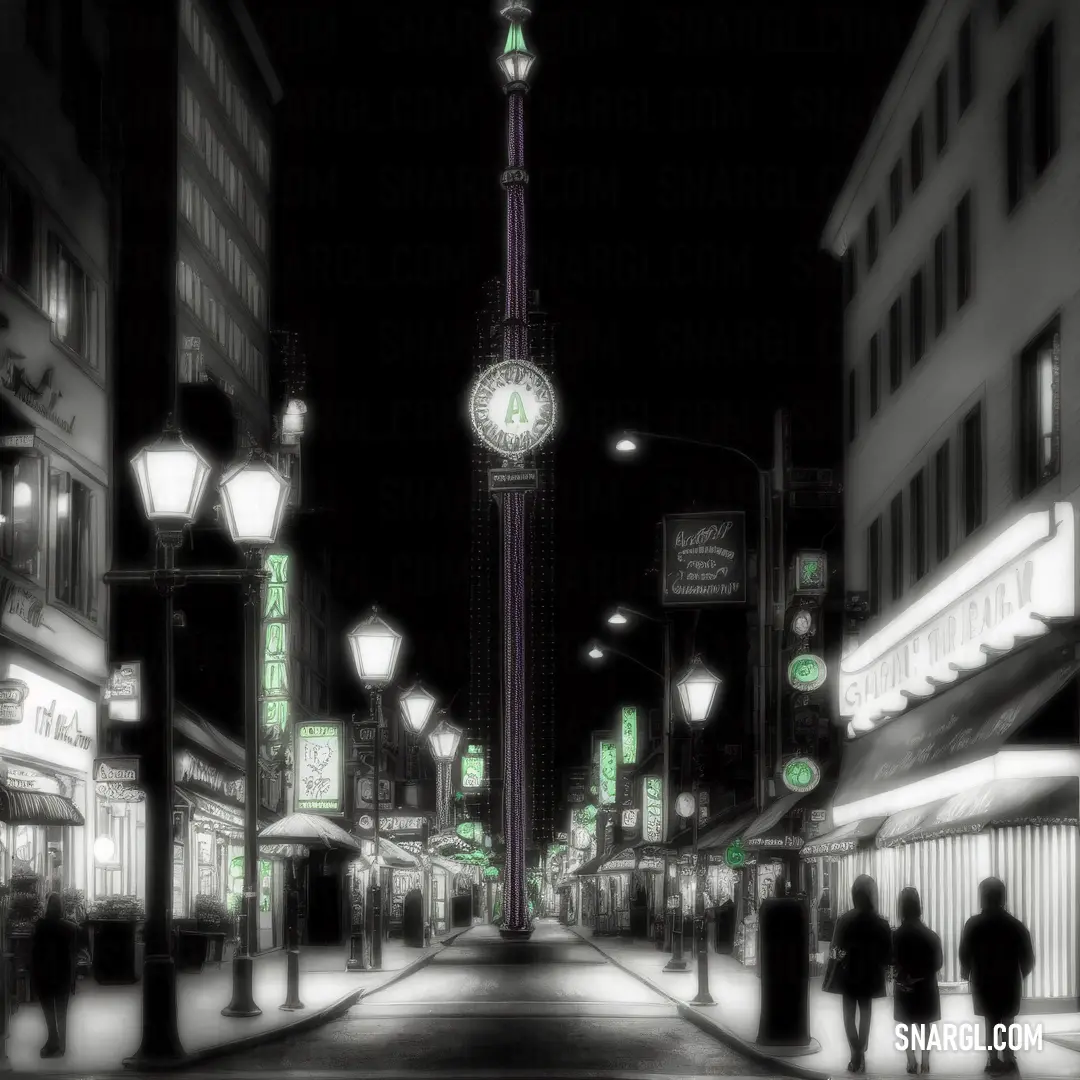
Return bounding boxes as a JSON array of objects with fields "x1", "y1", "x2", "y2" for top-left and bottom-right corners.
[
  {"x1": 103, "y1": 662, "x2": 142, "y2": 722},
  {"x1": 488, "y1": 467, "x2": 538, "y2": 492},
  {"x1": 782, "y1": 757, "x2": 822, "y2": 794},
  {"x1": 94, "y1": 756, "x2": 144, "y2": 803},
  {"x1": 724, "y1": 839, "x2": 747, "y2": 868},
  {"x1": 839, "y1": 503, "x2": 1075, "y2": 726},
  {"x1": 794, "y1": 551, "x2": 828, "y2": 595},
  {"x1": 295, "y1": 720, "x2": 344, "y2": 814},
  {"x1": 460, "y1": 743, "x2": 486, "y2": 789},
  {"x1": 0, "y1": 678, "x2": 28, "y2": 725},
  {"x1": 698, "y1": 789, "x2": 710, "y2": 825},
  {"x1": 598, "y1": 741, "x2": 617, "y2": 805},
  {"x1": 620, "y1": 706, "x2": 638, "y2": 765},
  {"x1": 563, "y1": 766, "x2": 588, "y2": 805},
  {"x1": 642, "y1": 776, "x2": 663, "y2": 842},
  {"x1": 355, "y1": 776, "x2": 392, "y2": 809},
  {"x1": 176, "y1": 751, "x2": 244, "y2": 803},
  {"x1": 469, "y1": 359, "x2": 557, "y2": 458},
  {"x1": 0, "y1": 764, "x2": 60, "y2": 795},
  {"x1": 661, "y1": 511, "x2": 747, "y2": 607},
  {"x1": 260, "y1": 551, "x2": 291, "y2": 756},
  {"x1": 788, "y1": 654, "x2": 827, "y2": 692},
  {"x1": 675, "y1": 792, "x2": 696, "y2": 818},
  {"x1": 0, "y1": 665, "x2": 95, "y2": 771}
]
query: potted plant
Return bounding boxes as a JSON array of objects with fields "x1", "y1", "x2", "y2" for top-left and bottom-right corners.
[
  {"x1": 185, "y1": 894, "x2": 230, "y2": 968},
  {"x1": 87, "y1": 895, "x2": 144, "y2": 985}
]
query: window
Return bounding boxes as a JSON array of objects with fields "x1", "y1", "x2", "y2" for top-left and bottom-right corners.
[
  {"x1": 867, "y1": 517, "x2": 882, "y2": 617},
  {"x1": 50, "y1": 469, "x2": 97, "y2": 622},
  {"x1": 868, "y1": 334, "x2": 880, "y2": 417},
  {"x1": 889, "y1": 494, "x2": 904, "y2": 601},
  {"x1": 848, "y1": 369, "x2": 858, "y2": 443},
  {"x1": 0, "y1": 452, "x2": 44, "y2": 580},
  {"x1": 1006, "y1": 79, "x2": 1023, "y2": 211},
  {"x1": 955, "y1": 192, "x2": 972, "y2": 310},
  {"x1": 1019, "y1": 319, "x2": 1060, "y2": 494},
  {"x1": 909, "y1": 270, "x2": 925, "y2": 365},
  {"x1": 933, "y1": 229, "x2": 947, "y2": 337},
  {"x1": 889, "y1": 162, "x2": 903, "y2": 227},
  {"x1": 934, "y1": 443, "x2": 950, "y2": 563},
  {"x1": 842, "y1": 248, "x2": 856, "y2": 306},
  {"x1": 46, "y1": 235, "x2": 99, "y2": 366},
  {"x1": 1, "y1": 167, "x2": 36, "y2": 295},
  {"x1": 910, "y1": 469, "x2": 928, "y2": 582},
  {"x1": 888, "y1": 298, "x2": 903, "y2": 391},
  {"x1": 958, "y1": 16, "x2": 974, "y2": 116},
  {"x1": 865, "y1": 207, "x2": 879, "y2": 268},
  {"x1": 909, "y1": 115, "x2": 924, "y2": 192},
  {"x1": 961, "y1": 403, "x2": 984, "y2": 536},
  {"x1": 1033, "y1": 24, "x2": 1058, "y2": 177},
  {"x1": 935, "y1": 66, "x2": 949, "y2": 155}
]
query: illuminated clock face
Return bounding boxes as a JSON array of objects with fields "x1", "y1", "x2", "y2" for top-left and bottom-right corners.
[
  {"x1": 675, "y1": 792, "x2": 696, "y2": 818},
  {"x1": 782, "y1": 757, "x2": 822, "y2": 793},
  {"x1": 791, "y1": 610, "x2": 813, "y2": 638},
  {"x1": 787, "y1": 654, "x2": 827, "y2": 692},
  {"x1": 469, "y1": 360, "x2": 557, "y2": 457}
]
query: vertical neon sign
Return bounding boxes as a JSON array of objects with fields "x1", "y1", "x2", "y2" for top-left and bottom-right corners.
[
  {"x1": 621, "y1": 707, "x2": 638, "y2": 765},
  {"x1": 261, "y1": 552, "x2": 290, "y2": 757},
  {"x1": 599, "y1": 741, "x2": 617, "y2": 805}
]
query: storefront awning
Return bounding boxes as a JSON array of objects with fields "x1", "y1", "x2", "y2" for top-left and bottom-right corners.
[
  {"x1": 371, "y1": 836, "x2": 420, "y2": 868},
  {"x1": 597, "y1": 842, "x2": 673, "y2": 874},
  {"x1": 699, "y1": 810, "x2": 759, "y2": 852},
  {"x1": 800, "y1": 817, "x2": 886, "y2": 859},
  {"x1": 836, "y1": 640, "x2": 1080, "y2": 809},
  {"x1": 877, "y1": 776, "x2": 1078, "y2": 848},
  {"x1": 571, "y1": 849, "x2": 610, "y2": 877},
  {"x1": 0, "y1": 786, "x2": 84, "y2": 827}
]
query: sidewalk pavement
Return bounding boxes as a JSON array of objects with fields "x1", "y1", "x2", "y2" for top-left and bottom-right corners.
[
  {"x1": 5, "y1": 926, "x2": 473, "y2": 1073},
  {"x1": 569, "y1": 927, "x2": 1080, "y2": 1079}
]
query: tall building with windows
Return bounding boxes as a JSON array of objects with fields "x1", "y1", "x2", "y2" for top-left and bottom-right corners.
[
  {"x1": 822, "y1": 0, "x2": 1080, "y2": 1006},
  {"x1": 1, "y1": 0, "x2": 117, "y2": 907},
  {"x1": 468, "y1": 280, "x2": 557, "y2": 852}
]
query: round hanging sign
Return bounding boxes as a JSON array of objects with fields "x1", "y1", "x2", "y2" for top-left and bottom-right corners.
[
  {"x1": 787, "y1": 653, "x2": 827, "y2": 692},
  {"x1": 724, "y1": 839, "x2": 746, "y2": 868},
  {"x1": 358, "y1": 814, "x2": 374, "y2": 830},
  {"x1": 675, "y1": 792, "x2": 696, "y2": 818},
  {"x1": 469, "y1": 359, "x2": 557, "y2": 457},
  {"x1": 782, "y1": 757, "x2": 822, "y2": 794},
  {"x1": 790, "y1": 609, "x2": 813, "y2": 638}
]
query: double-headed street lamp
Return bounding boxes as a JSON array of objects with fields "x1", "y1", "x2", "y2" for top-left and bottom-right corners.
[
  {"x1": 108, "y1": 421, "x2": 290, "y2": 1065},
  {"x1": 346, "y1": 607, "x2": 405, "y2": 971},
  {"x1": 676, "y1": 657, "x2": 723, "y2": 1008},
  {"x1": 612, "y1": 430, "x2": 774, "y2": 812}
]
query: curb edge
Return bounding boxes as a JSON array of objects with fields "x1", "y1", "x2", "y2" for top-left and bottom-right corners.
[{"x1": 568, "y1": 929, "x2": 832, "y2": 1080}]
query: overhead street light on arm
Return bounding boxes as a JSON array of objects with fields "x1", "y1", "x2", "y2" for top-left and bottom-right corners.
[{"x1": 584, "y1": 640, "x2": 664, "y2": 682}]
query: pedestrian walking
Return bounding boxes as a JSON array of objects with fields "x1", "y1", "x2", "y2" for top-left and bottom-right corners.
[
  {"x1": 958, "y1": 877, "x2": 1035, "y2": 1074},
  {"x1": 822, "y1": 874, "x2": 892, "y2": 1073},
  {"x1": 892, "y1": 886, "x2": 943, "y2": 1074},
  {"x1": 30, "y1": 892, "x2": 77, "y2": 1058}
]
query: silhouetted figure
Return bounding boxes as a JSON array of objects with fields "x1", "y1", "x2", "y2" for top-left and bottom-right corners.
[
  {"x1": 757, "y1": 877, "x2": 810, "y2": 1046},
  {"x1": 402, "y1": 888, "x2": 424, "y2": 948},
  {"x1": 823, "y1": 874, "x2": 891, "y2": 1073},
  {"x1": 893, "y1": 887, "x2": 942, "y2": 1075},
  {"x1": 958, "y1": 877, "x2": 1034, "y2": 1075},
  {"x1": 31, "y1": 893, "x2": 76, "y2": 1058}
]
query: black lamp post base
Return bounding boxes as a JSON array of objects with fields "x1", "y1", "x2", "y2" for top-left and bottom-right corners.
[
  {"x1": 122, "y1": 956, "x2": 188, "y2": 1068},
  {"x1": 690, "y1": 991, "x2": 716, "y2": 1006},
  {"x1": 663, "y1": 957, "x2": 690, "y2": 971},
  {"x1": 498, "y1": 926, "x2": 533, "y2": 941},
  {"x1": 345, "y1": 958, "x2": 365, "y2": 971},
  {"x1": 221, "y1": 955, "x2": 262, "y2": 1017},
  {"x1": 280, "y1": 949, "x2": 304, "y2": 1010}
]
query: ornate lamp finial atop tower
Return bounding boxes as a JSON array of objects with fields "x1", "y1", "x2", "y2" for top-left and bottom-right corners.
[{"x1": 500, "y1": 0, "x2": 532, "y2": 23}]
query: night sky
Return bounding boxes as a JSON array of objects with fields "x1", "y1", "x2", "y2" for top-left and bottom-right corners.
[{"x1": 251, "y1": 0, "x2": 924, "y2": 768}]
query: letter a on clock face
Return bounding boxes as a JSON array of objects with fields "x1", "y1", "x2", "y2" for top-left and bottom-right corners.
[{"x1": 469, "y1": 359, "x2": 557, "y2": 457}]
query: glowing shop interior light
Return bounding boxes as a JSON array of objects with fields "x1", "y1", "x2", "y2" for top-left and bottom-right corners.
[
  {"x1": 12, "y1": 482, "x2": 32, "y2": 509},
  {"x1": 93, "y1": 835, "x2": 116, "y2": 863}
]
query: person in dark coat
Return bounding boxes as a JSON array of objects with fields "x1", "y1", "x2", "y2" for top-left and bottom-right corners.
[
  {"x1": 958, "y1": 877, "x2": 1035, "y2": 1074},
  {"x1": 823, "y1": 874, "x2": 892, "y2": 1073},
  {"x1": 893, "y1": 887, "x2": 943, "y2": 1074},
  {"x1": 31, "y1": 892, "x2": 77, "y2": 1058},
  {"x1": 756, "y1": 875, "x2": 810, "y2": 1047}
]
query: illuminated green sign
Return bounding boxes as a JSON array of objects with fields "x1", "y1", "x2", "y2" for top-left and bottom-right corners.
[
  {"x1": 621, "y1": 707, "x2": 638, "y2": 765},
  {"x1": 643, "y1": 776, "x2": 663, "y2": 842},
  {"x1": 461, "y1": 744, "x2": 485, "y2": 789},
  {"x1": 261, "y1": 551, "x2": 291, "y2": 754},
  {"x1": 782, "y1": 756, "x2": 822, "y2": 793},
  {"x1": 787, "y1": 654, "x2": 827, "y2": 692},
  {"x1": 483, "y1": 866, "x2": 499, "y2": 878},
  {"x1": 599, "y1": 742, "x2": 617, "y2": 805},
  {"x1": 725, "y1": 839, "x2": 746, "y2": 868},
  {"x1": 456, "y1": 821, "x2": 483, "y2": 842},
  {"x1": 573, "y1": 804, "x2": 597, "y2": 836}
]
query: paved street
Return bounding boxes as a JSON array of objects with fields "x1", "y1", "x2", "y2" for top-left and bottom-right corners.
[{"x1": 182, "y1": 920, "x2": 774, "y2": 1077}]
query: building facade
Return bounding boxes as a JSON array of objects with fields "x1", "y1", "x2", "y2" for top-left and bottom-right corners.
[
  {"x1": 1, "y1": 0, "x2": 113, "y2": 907},
  {"x1": 468, "y1": 280, "x2": 557, "y2": 851},
  {"x1": 823, "y1": 0, "x2": 1080, "y2": 1004}
]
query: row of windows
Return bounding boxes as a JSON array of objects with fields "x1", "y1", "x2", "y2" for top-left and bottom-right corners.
[
  {"x1": 864, "y1": 316, "x2": 1061, "y2": 616},
  {"x1": 178, "y1": 171, "x2": 266, "y2": 328},
  {"x1": 1005, "y1": 23, "x2": 1058, "y2": 213},
  {"x1": 1, "y1": 165, "x2": 103, "y2": 371},
  {"x1": 176, "y1": 258, "x2": 266, "y2": 397},
  {"x1": 0, "y1": 452, "x2": 100, "y2": 625},
  {"x1": 180, "y1": 83, "x2": 268, "y2": 257},
  {"x1": 179, "y1": 0, "x2": 271, "y2": 187},
  {"x1": 842, "y1": 12, "x2": 973, "y2": 302},
  {"x1": 849, "y1": 191, "x2": 971, "y2": 439}
]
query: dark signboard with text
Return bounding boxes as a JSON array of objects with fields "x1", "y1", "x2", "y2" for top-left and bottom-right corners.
[{"x1": 661, "y1": 511, "x2": 747, "y2": 607}]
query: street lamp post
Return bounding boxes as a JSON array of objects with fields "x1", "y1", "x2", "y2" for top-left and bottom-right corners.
[
  {"x1": 676, "y1": 657, "x2": 724, "y2": 1008},
  {"x1": 613, "y1": 431, "x2": 774, "y2": 812},
  {"x1": 428, "y1": 712, "x2": 464, "y2": 833},
  {"x1": 401, "y1": 683, "x2": 438, "y2": 949},
  {"x1": 347, "y1": 608, "x2": 404, "y2": 971},
  {"x1": 109, "y1": 422, "x2": 289, "y2": 1065}
]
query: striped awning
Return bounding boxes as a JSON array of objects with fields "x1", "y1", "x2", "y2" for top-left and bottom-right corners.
[
  {"x1": 597, "y1": 842, "x2": 673, "y2": 874},
  {"x1": 800, "y1": 817, "x2": 886, "y2": 859},
  {"x1": 0, "y1": 786, "x2": 84, "y2": 827}
]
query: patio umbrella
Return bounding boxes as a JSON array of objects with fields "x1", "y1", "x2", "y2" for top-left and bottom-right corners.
[{"x1": 258, "y1": 812, "x2": 366, "y2": 855}]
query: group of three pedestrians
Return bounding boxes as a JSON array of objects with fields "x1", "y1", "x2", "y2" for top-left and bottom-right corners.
[{"x1": 825, "y1": 874, "x2": 1035, "y2": 1075}]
